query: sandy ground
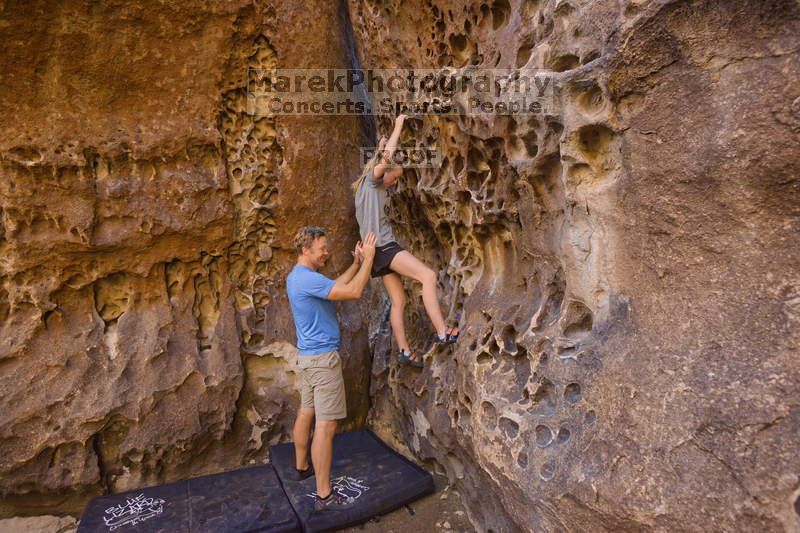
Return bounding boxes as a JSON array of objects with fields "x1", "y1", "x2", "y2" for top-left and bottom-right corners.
[{"x1": 341, "y1": 474, "x2": 475, "y2": 533}]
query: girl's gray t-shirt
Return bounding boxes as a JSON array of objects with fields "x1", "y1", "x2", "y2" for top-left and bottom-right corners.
[{"x1": 355, "y1": 169, "x2": 396, "y2": 247}]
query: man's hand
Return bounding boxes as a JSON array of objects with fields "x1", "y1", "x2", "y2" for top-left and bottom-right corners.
[
  {"x1": 362, "y1": 232, "x2": 377, "y2": 263},
  {"x1": 351, "y1": 241, "x2": 364, "y2": 264},
  {"x1": 394, "y1": 114, "x2": 407, "y2": 130},
  {"x1": 327, "y1": 232, "x2": 378, "y2": 301}
]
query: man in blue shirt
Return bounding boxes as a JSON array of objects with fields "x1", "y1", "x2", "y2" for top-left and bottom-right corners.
[{"x1": 286, "y1": 226, "x2": 376, "y2": 511}]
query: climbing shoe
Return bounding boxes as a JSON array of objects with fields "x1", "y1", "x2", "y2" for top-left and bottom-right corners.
[
  {"x1": 445, "y1": 325, "x2": 460, "y2": 343},
  {"x1": 407, "y1": 351, "x2": 424, "y2": 368},
  {"x1": 398, "y1": 349, "x2": 411, "y2": 365},
  {"x1": 291, "y1": 464, "x2": 314, "y2": 481},
  {"x1": 313, "y1": 490, "x2": 355, "y2": 512},
  {"x1": 435, "y1": 326, "x2": 460, "y2": 345}
]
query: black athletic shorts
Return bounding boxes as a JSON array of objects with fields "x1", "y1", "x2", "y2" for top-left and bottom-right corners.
[{"x1": 371, "y1": 241, "x2": 404, "y2": 278}]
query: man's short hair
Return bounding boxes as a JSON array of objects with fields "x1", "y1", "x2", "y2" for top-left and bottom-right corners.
[{"x1": 294, "y1": 226, "x2": 326, "y2": 254}]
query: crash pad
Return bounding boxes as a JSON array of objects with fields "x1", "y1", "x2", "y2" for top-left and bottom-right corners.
[
  {"x1": 269, "y1": 429, "x2": 435, "y2": 532},
  {"x1": 77, "y1": 465, "x2": 300, "y2": 533}
]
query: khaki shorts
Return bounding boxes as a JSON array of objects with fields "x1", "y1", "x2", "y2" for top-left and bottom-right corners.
[{"x1": 297, "y1": 350, "x2": 346, "y2": 421}]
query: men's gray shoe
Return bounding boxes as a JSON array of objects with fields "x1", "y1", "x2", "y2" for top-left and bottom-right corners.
[
  {"x1": 313, "y1": 491, "x2": 355, "y2": 512},
  {"x1": 290, "y1": 465, "x2": 314, "y2": 481}
]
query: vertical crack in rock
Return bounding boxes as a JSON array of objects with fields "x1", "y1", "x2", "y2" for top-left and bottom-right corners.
[
  {"x1": 90, "y1": 432, "x2": 111, "y2": 495},
  {"x1": 340, "y1": 0, "x2": 377, "y2": 142}
]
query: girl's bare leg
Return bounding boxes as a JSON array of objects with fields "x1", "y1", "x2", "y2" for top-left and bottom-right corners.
[
  {"x1": 382, "y1": 273, "x2": 410, "y2": 352},
  {"x1": 389, "y1": 251, "x2": 447, "y2": 338}
]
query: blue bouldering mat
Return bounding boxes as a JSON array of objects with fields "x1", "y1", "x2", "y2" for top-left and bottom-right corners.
[
  {"x1": 269, "y1": 429, "x2": 435, "y2": 532},
  {"x1": 77, "y1": 465, "x2": 300, "y2": 532}
]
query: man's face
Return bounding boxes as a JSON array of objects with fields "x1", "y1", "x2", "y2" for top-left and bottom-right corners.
[{"x1": 304, "y1": 236, "x2": 330, "y2": 270}]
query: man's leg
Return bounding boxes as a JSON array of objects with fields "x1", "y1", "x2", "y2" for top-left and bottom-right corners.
[
  {"x1": 307, "y1": 351, "x2": 346, "y2": 501},
  {"x1": 311, "y1": 419, "x2": 338, "y2": 497},
  {"x1": 293, "y1": 407, "x2": 315, "y2": 470}
]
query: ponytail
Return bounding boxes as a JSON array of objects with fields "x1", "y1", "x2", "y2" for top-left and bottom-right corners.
[
  {"x1": 353, "y1": 137, "x2": 385, "y2": 194},
  {"x1": 353, "y1": 146, "x2": 383, "y2": 193}
]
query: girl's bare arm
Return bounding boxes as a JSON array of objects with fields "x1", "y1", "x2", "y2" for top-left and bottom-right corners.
[{"x1": 375, "y1": 114, "x2": 406, "y2": 178}]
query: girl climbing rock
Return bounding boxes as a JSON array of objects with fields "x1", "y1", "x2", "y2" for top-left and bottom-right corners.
[{"x1": 352, "y1": 114, "x2": 459, "y2": 368}]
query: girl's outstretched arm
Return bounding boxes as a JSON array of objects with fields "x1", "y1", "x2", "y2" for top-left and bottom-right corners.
[{"x1": 375, "y1": 114, "x2": 406, "y2": 178}]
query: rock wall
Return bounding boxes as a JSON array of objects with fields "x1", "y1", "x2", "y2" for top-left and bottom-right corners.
[
  {"x1": 0, "y1": 0, "x2": 370, "y2": 518},
  {"x1": 1, "y1": 0, "x2": 798, "y2": 530},
  {"x1": 349, "y1": 0, "x2": 800, "y2": 531}
]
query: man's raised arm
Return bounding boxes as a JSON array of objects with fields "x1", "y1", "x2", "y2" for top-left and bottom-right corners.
[
  {"x1": 327, "y1": 233, "x2": 376, "y2": 301},
  {"x1": 334, "y1": 240, "x2": 364, "y2": 284}
]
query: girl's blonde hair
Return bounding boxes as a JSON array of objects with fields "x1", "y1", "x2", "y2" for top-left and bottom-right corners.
[{"x1": 352, "y1": 149, "x2": 382, "y2": 194}]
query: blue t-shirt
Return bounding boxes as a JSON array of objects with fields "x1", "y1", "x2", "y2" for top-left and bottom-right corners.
[{"x1": 286, "y1": 265, "x2": 340, "y2": 355}]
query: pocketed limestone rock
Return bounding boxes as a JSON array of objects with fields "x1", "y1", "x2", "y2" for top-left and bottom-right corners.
[{"x1": 350, "y1": 0, "x2": 800, "y2": 531}]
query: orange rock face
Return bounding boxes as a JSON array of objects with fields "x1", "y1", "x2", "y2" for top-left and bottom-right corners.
[{"x1": 0, "y1": 0, "x2": 370, "y2": 517}]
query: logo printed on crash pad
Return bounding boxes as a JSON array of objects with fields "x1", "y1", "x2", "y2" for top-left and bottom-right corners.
[
  {"x1": 103, "y1": 493, "x2": 166, "y2": 530},
  {"x1": 307, "y1": 476, "x2": 370, "y2": 502}
]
